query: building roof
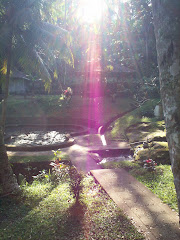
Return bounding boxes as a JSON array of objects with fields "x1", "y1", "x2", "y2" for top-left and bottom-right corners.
[{"x1": 11, "y1": 70, "x2": 30, "y2": 80}]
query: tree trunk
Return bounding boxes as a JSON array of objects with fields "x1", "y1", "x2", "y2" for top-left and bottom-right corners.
[
  {"x1": 0, "y1": 127, "x2": 20, "y2": 194},
  {"x1": 151, "y1": 0, "x2": 180, "y2": 220},
  {"x1": 0, "y1": 28, "x2": 20, "y2": 194}
]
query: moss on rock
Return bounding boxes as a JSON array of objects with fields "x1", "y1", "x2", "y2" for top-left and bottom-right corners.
[
  {"x1": 126, "y1": 121, "x2": 170, "y2": 165},
  {"x1": 134, "y1": 142, "x2": 170, "y2": 164}
]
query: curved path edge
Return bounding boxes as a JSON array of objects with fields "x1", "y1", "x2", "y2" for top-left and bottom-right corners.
[{"x1": 99, "y1": 107, "x2": 137, "y2": 135}]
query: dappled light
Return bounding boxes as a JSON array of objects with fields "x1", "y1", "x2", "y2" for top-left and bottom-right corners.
[{"x1": 1, "y1": 0, "x2": 180, "y2": 239}]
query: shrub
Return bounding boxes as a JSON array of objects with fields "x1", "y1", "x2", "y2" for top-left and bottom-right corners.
[{"x1": 50, "y1": 149, "x2": 84, "y2": 202}]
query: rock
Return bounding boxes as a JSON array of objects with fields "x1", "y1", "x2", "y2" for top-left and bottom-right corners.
[
  {"x1": 123, "y1": 119, "x2": 170, "y2": 165},
  {"x1": 126, "y1": 122, "x2": 152, "y2": 133},
  {"x1": 134, "y1": 145, "x2": 170, "y2": 164},
  {"x1": 143, "y1": 141, "x2": 149, "y2": 149},
  {"x1": 18, "y1": 173, "x2": 26, "y2": 185},
  {"x1": 154, "y1": 104, "x2": 163, "y2": 119},
  {"x1": 88, "y1": 152, "x2": 102, "y2": 163},
  {"x1": 151, "y1": 141, "x2": 168, "y2": 149},
  {"x1": 149, "y1": 136, "x2": 167, "y2": 142},
  {"x1": 127, "y1": 131, "x2": 149, "y2": 143}
]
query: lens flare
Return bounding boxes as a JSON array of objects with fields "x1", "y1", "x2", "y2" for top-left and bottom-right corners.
[{"x1": 77, "y1": 0, "x2": 107, "y2": 24}]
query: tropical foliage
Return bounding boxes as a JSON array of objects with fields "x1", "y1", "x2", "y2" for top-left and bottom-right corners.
[
  {"x1": 0, "y1": 0, "x2": 73, "y2": 194},
  {"x1": 0, "y1": 0, "x2": 165, "y2": 198}
]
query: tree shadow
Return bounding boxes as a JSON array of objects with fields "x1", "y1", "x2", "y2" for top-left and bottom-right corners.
[
  {"x1": 55, "y1": 200, "x2": 88, "y2": 240},
  {"x1": 0, "y1": 194, "x2": 31, "y2": 223},
  {"x1": 100, "y1": 169, "x2": 180, "y2": 239},
  {"x1": 0, "y1": 182, "x2": 57, "y2": 223}
]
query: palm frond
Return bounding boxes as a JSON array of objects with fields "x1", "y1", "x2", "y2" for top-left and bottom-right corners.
[
  {"x1": 31, "y1": 49, "x2": 52, "y2": 85},
  {"x1": 11, "y1": 7, "x2": 33, "y2": 27},
  {"x1": 0, "y1": 0, "x2": 74, "y2": 93},
  {"x1": 1, "y1": 59, "x2": 7, "y2": 75},
  {"x1": 42, "y1": 22, "x2": 68, "y2": 35},
  {"x1": 12, "y1": 37, "x2": 52, "y2": 92}
]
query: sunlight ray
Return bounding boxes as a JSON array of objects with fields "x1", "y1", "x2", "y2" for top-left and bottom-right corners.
[{"x1": 77, "y1": 0, "x2": 107, "y2": 24}]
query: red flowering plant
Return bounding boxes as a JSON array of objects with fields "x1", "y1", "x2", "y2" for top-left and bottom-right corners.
[
  {"x1": 62, "y1": 87, "x2": 73, "y2": 106},
  {"x1": 63, "y1": 87, "x2": 73, "y2": 99},
  {"x1": 143, "y1": 159, "x2": 157, "y2": 171},
  {"x1": 50, "y1": 150, "x2": 71, "y2": 182}
]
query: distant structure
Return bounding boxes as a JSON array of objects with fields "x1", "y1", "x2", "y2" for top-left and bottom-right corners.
[{"x1": 9, "y1": 70, "x2": 30, "y2": 94}]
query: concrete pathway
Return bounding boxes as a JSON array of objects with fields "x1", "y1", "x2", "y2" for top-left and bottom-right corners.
[
  {"x1": 63, "y1": 143, "x2": 102, "y2": 173},
  {"x1": 7, "y1": 134, "x2": 180, "y2": 239},
  {"x1": 91, "y1": 168, "x2": 180, "y2": 240}
]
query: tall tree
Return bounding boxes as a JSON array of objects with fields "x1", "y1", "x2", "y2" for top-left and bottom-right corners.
[
  {"x1": 0, "y1": 0, "x2": 71, "y2": 194},
  {"x1": 151, "y1": 0, "x2": 180, "y2": 221}
]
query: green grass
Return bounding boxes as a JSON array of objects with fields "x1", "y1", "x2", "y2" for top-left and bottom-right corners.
[
  {"x1": 106, "y1": 99, "x2": 160, "y2": 140},
  {"x1": 1, "y1": 95, "x2": 133, "y2": 125},
  {"x1": 0, "y1": 95, "x2": 63, "y2": 118},
  {"x1": 101, "y1": 161, "x2": 178, "y2": 212},
  {"x1": 9, "y1": 155, "x2": 54, "y2": 163},
  {"x1": 8, "y1": 154, "x2": 69, "y2": 163},
  {"x1": 0, "y1": 175, "x2": 144, "y2": 240}
]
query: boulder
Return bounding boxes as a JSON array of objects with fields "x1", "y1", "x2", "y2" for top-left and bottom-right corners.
[
  {"x1": 154, "y1": 104, "x2": 163, "y2": 119},
  {"x1": 134, "y1": 141, "x2": 170, "y2": 164}
]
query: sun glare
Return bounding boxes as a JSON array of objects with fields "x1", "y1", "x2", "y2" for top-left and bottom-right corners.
[{"x1": 77, "y1": 0, "x2": 107, "y2": 24}]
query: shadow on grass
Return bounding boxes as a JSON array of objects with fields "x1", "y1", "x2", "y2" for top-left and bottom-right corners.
[
  {"x1": 0, "y1": 183, "x2": 87, "y2": 240},
  {"x1": 0, "y1": 183, "x2": 57, "y2": 223},
  {"x1": 0, "y1": 195, "x2": 31, "y2": 223},
  {"x1": 55, "y1": 200, "x2": 87, "y2": 240}
]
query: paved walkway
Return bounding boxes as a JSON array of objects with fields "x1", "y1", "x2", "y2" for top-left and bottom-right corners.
[
  {"x1": 91, "y1": 169, "x2": 180, "y2": 240},
  {"x1": 7, "y1": 134, "x2": 180, "y2": 239}
]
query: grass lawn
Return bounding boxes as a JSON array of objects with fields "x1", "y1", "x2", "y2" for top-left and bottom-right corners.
[
  {"x1": 0, "y1": 174, "x2": 144, "y2": 240},
  {"x1": 0, "y1": 95, "x2": 62, "y2": 118},
  {"x1": 106, "y1": 99, "x2": 160, "y2": 140},
  {"x1": 8, "y1": 154, "x2": 69, "y2": 163},
  {"x1": 0, "y1": 95, "x2": 134, "y2": 125},
  {"x1": 1, "y1": 96, "x2": 169, "y2": 239},
  {"x1": 101, "y1": 98, "x2": 178, "y2": 211},
  {"x1": 9, "y1": 155, "x2": 54, "y2": 163},
  {"x1": 101, "y1": 160, "x2": 178, "y2": 212}
]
